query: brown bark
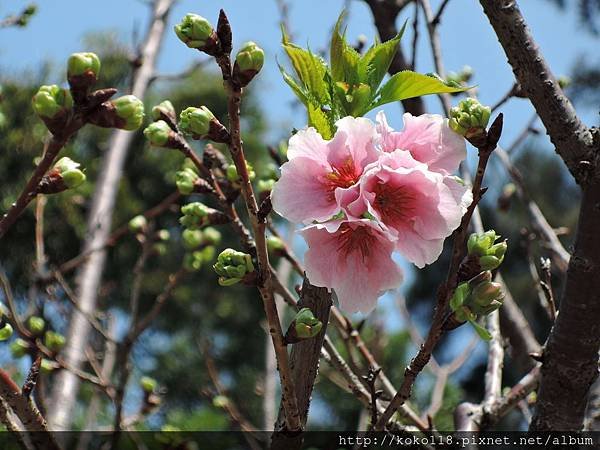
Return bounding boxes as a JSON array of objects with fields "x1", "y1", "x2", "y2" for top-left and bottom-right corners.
[
  {"x1": 271, "y1": 277, "x2": 332, "y2": 449},
  {"x1": 531, "y1": 181, "x2": 600, "y2": 430},
  {"x1": 479, "y1": 0, "x2": 595, "y2": 184},
  {"x1": 479, "y1": 0, "x2": 600, "y2": 431},
  {"x1": 277, "y1": 277, "x2": 332, "y2": 428}
]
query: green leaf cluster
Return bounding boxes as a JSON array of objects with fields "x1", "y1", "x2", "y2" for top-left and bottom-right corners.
[{"x1": 279, "y1": 12, "x2": 468, "y2": 137}]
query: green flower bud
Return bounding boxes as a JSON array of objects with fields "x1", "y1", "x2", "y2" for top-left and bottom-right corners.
[
  {"x1": 266, "y1": 236, "x2": 284, "y2": 254},
  {"x1": 111, "y1": 95, "x2": 145, "y2": 131},
  {"x1": 226, "y1": 164, "x2": 238, "y2": 182},
  {"x1": 32, "y1": 85, "x2": 73, "y2": 120},
  {"x1": 0, "y1": 323, "x2": 13, "y2": 341},
  {"x1": 234, "y1": 41, "x2": 264, "y2": 86},
  {"x1": 257, "y1": 179, "x2": 275, "y2": 194},
  {"x1": 27, "y1": 316, "x2": 45, "y2": 335},
  {"x1": 151, "y1": 100, "x2": 176, "y2": 121},
  {"x1": 44, "y1": 330, "x2": 66, "y2": 352},
  {"x1": 182, "y1": 229, "x2": 204, "y2": 250},
  {"x1": 175, "y1": 168, "x2": 199, "y2": 195},
  {"x1": 236, "y1": 41, "x2": 264, "y2": 73},
  {"x1": 212, "y1": 395, "x2": 229, "y2": 408},
  {"x1": 179, "y1": 106, "x2": 214, "y2": 137},
  {"x1": 53, "y1": 157, "x2": 86, "y2": 189},
  {"x1": 294, "y1": 308, "x2": 322, "y2": 339},
  {"x1": 226, "y1": 162, "x2": 255, "y2": 182},
  {"x1": 213, "y1": 248, "x2": 254, "y2": 286},
  {"x1": 490, "y1": 241, "x2": 508, "y2": 259},
  {"x1": 140, "y1": 376, "x2": 158, "y2": 393},
  {"x1": 467, "y1": 230, "x2": 499, "y2": 256},
  {"x1": 479, "y1": 255, "x2": 502, "y2": 271},
  {"x1": 40, "y1": 359, "x2": 54, "y2": 374},
  {"x1": 181, "y1": 202, "x2": 210, "y2": 218},
  {"x1": 157, "y1": 229, "x2": 170, "y2": 241},
  {"x1": 10, "y1": 338, "x2": 30, "y2": 358},
  {"x1": 202, "y1": 227, "x2": 222, "y2": 246},
  {"x1": 470, "y1": 281, "x2": 505, "y2": 315},
  {"x1": 129, "y1": 215, "x2": 147, "y2": 233},
  {"x1": 449, "y1": 98, "x2": 491, "y2": 137},
  {"x1": 200, "y1": 245, "x2": 215, "y2": 263},
  {"x1": 67, "y1": 52, "x2": 101, "y2": 79},
  {"x1": 179, "y1": 215, "x2": 199, "y2": 229},
  {"x1": 183, "y1": 251, "x2": 203, "y2": 272},
  {"x1": 144, "y1": 120, "x2": 172, "y2": 147},
  {"x1": 174, "y1": 14, "x2": 214, "y2": 49}
]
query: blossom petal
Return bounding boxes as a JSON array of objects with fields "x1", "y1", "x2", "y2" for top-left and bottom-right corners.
[
  {"x1": 271, "y1": 156, "x2": 338, "y2": 223},
  {"x1": 301, "y1": 221, "x2": 403, "y2": 313},
  {"x1": 377, "y1": 111, "x2": 466, "y2": 174}
]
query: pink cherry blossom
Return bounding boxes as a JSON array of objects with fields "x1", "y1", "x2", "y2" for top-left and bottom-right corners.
[
  {"x1": 349, "y1": 150, "x2": 472, "y2": 268},
  {"x1": 271, "y1": 116, "x2": 379, "y2": 224},
  {"x1": 376, "y1": 111, "x2": 466, "y2": 175},
  {"x1": 300, "y1": 219, "x2": 403, "y2": 313}
]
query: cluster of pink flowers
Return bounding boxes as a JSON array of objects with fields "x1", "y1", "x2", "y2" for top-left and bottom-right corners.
[{"x1": 271, "y1": 112, "x2": 472, "y2": 313}]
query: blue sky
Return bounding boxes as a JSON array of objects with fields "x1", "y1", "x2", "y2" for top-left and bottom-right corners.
[{"x1": 1, "y1": 0, "x2": 598, "y2": 138}]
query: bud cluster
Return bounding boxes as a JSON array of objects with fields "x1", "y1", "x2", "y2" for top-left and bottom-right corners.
[
  {"x1": 176, "y1": 167, "x2": 200, "y2": 195},
  {"x1": 144, "y1": 120, "x2": 176, "y2": 148},
  {"x1": 67, "y1": 52, "x2": 101, "y2": 91},
  {"x1": 467, "y1": 230, "x2": 507, "y2": 271},
  {"x1": 213, "y1": 248, "x2": 255, "y2": 286},
  {"x1": 37, "y1": 157, "x2": 86, "y2": 194},
  {"x1": 178, "y1": 106, "x2": 229, "y2": 143},
  {"x1": 174, "y1": 13, "x2": 220, "y2": 55},
  {"x1": 450, "y1": 271, "x2": 505, "y2": 340},
  {"x1": 174, "y1": 12, "x2": 264, "y2": 87},
  {"x1": 233, "y1": 41, "x2": 265, "y2": 87},
  {"x1": 449, "y1": 98, "x2": 491, "y2": 139},
  {"x1": 151, "y1": 100, "x2": 177, "y2": 124},
  {"x1": 183, "y1": 246, "x2": 216, "y2": 272},
  {"x1": 0, "y1": 304, "x2": 13, "y2": 341},
  {"x1": 284, "y1": 307, "x2": 323, "y2": 344},
  {"x1": 45, "y1": 330, "x2": 66, "y2": 353},
  {"x1": 225, "y1": 161, "x2": 256, "y2": 184},
  {"x1": 179, "y1": 202, "x2": 229, "y2": 229}
]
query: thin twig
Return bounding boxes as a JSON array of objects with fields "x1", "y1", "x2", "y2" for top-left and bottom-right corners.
[
  {"x1": 483, "y1": 311, "x2": 504, "y2": 412},
  {"x1": 374, "y1": 115, "x2": 502, "y2": 430},
  {"x1": 431, "y1": 0, "x2": 452, "y2": 26},
  {"x1": 55, "y1": 191, "x2": 181, "y2": 276},
  {"x1": 213, "y1": 14, "x2": 301, "y2": 431}
]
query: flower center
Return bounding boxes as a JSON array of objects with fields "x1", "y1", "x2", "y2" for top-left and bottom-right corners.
[
  {"x1": 336, "y1": 223, "x2": 376, "y2": 262},
  {"x1": 323, "y1": 157, "x2": 359, "y2": 201},
  {"x1": 372, "y1": 181, "x2": 416, "y2": 225}
]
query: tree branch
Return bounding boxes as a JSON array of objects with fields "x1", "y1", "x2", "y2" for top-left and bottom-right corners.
[{"x1": 479, "y1": 0, "x2": 596, "y2": 184}]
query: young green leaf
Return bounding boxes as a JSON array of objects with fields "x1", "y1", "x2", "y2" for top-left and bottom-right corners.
[
  {"x1": 307, "y1": 104, "x2": 334, "y2": 139},
  {"x1": 468, "y1": 318, "x2": 492, "y2": 341},
  {"x1": 373, "y1": 70, "x2": 470, "y2": 108},
  {"x1": 278, "y1": 64, "x2": 309, "y2": 106},
  {"x1": 282, "y1": 42, "x2": 330, "y2": 104},
  {"x1": 330, "y1": 12, "x2": 360, "y2": 85},
  {"x1": 358, "y1": 21, "x2": 407, "y2": 91}
]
